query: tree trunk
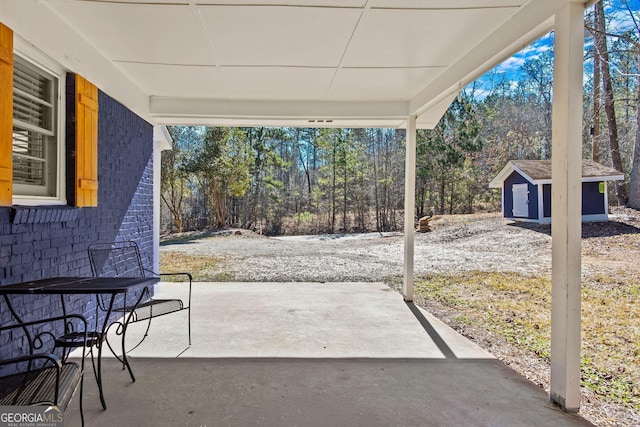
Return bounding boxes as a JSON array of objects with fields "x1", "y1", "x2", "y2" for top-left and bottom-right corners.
[
  {"x1": 342, "y1": 148, "x2": 348, "y2": 232},
  {"x1": 439, "y1": 172, "x2": 446, "y2": 215},
  {"x1": 629, "y1": 48, "x2": 640, "y2": 209},
  {"x1": 372, "y1": 130, "x2": 381, "y2": 231},
  {"x1": 592, "y1": 41, "x2": 601, "y2": 163},
  {"x1": 161, "y1": 191, "x2": 183, "y2": 233},
  {"x1": 331, "y1": 148, "x2": 336, "y2": 234},
  {"x1": 595, "y1": 1, "x2": 629, "y2": 205}
]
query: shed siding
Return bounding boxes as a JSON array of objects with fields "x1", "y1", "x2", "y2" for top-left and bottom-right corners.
[
  {"x1": 0, "y1": 84, "x2": 154, "y2": 362},
  {"x1": 503, "y1": 171, "x2": 538, "y2": 220},
  {"x1": 582, "y1": 182, "x2": 605, "y2": 215},
  {"x1": 509, "y1": 179, "x2": 605, "y2": 223}
]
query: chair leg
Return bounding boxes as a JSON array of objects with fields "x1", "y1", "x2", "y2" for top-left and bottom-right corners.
[
  {"x1": 79, "y1": 372, "x2": 85, "y2": 427},
  {"x1": 124, "y1": 316, "x2": 153, "y2": 354},
  {"x1": 188, "y1": 306, "x2": 192, "y2": 346}
]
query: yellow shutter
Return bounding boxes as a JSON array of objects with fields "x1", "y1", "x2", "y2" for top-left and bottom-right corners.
[
  {"x1": 75, "y1": 74, "x2": 99, "y2": 207},
  {"x1": 0, "y1": 23, "x2": 13, "y2": 206}
]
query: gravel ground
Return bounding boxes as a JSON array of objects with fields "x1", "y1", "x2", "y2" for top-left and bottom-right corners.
[
  {"x1": 161, "y1": 213, "x2": 555, "y2": 282},
  {"x1": 160, "y1": 208, "x2": 640, "y2": 426},
  {"x1": 161, "y1": 209, "x2": 640, "y2": 284}
]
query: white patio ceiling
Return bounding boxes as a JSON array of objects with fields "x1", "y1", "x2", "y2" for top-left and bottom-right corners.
[{"x1": 3, "y1": 0, "x2": 586, "y2": 128}]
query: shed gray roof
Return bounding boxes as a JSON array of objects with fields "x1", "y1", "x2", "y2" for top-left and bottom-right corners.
[{"x1": 489, "y1": 160, "x2": 625, "y2": 188}]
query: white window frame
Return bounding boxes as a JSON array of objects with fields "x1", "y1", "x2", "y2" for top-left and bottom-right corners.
[{"x1": 12, "y1": 37, "x2": 66, "y2": 206}]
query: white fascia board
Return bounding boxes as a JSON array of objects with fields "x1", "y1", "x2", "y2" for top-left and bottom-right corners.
[
  {"x1": 536, "y1": 175, "x2": 625, "y2": 185},
  {"x1": 514, "y1": 176, "x2": 624, "y2": 186},
  {"x1": 0, "y1": 0, "x2": 151, "y2": 123},
  {"x1": 409, "y1": 0, "x2": 578, "y2": 117},
  {"x1": 508, "y1": 163, "x2": 535, "y2": 183},
  {"x1": 488, "y1": 165, "x2": 511, "y2": 188},
  {"x1": 581, "y1": 175, "x2": 625, "y2": 182},
  {"x1": 416, "y1": 92, "x2": 459, "y2": 130},
  {"x1": 494, "y1": 175, "x2": 626, "y2": 187},
  {"x1": 152, "y1": 116, "x2": 408, "y2": 129},
  {"x1": 488, "y1": 162, "x2": 536, "y2": 188},
  {"x1": 153, "y1": 125, "x2": 173, "y2": 151},
  {"x1": 149, "y1": 97, "x2": 410, "y2": 127}
]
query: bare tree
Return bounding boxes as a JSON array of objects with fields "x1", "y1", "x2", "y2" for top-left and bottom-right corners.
[
  {"x1": 592, "y1": 8, "x2": 602, "y2": 163},
  {"x1": 595, "y1": 0, "x2": 629, "y2": 204}
]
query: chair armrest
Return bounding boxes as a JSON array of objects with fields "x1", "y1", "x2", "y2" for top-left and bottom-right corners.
[
  {"x1": 0, "y1": 314, "x2": 89, "y2": 365},
  {"x1": 144, "y1": 268, "x2": 192, "y2": 282},
  {"x1": 0, "y1": 353, "x2": 63, "y2": 370},
  {"x1": 145, "y1": 270, "x2": 192, "y2": 308},
  {"x1": 0, "y1": 314, "x2": 88, "y2": 334},
  {"x1": 158, "y1": 272, "x2": 192, "y2": 281}
]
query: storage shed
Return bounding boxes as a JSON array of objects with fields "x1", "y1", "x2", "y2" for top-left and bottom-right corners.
[{"x1": 489, "y1": 160, "x2": 624, "y2": 224}]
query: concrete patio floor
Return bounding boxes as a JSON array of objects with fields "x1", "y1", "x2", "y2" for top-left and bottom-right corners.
[{"x1": 64, "y1": 282, "x2": 592, "y2": 426}]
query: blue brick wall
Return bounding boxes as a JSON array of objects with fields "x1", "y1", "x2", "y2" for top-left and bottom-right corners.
[{"x1": 0, "y1": 78, "x2": 155, "y2": 362}]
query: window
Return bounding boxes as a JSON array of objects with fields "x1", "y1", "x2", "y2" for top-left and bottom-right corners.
[
  {"x1": 1, "y1": 24, "x2": 96, "y2": 208},
  {"x1": 12, "y1": 52, "x2": 65, "y2": 204}
]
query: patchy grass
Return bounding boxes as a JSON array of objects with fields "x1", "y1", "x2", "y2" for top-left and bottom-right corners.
[
  {"x1": 415, "y1": 271, "x2": 640, "y2": 410},
  {"x1": 159, "y1": 252, "x2": 232, "y2": 282}
]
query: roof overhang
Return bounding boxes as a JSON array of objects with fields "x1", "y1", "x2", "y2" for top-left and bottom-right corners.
[
  {"x1": 489, "y1": 160, "x2": 625, "y2": 188},
  {"x1": 153, "y1": 125, "x2": 173, "y2": 151},
  {"x1": 0, "y1": 0, "x2": 594, "y2": 129}
]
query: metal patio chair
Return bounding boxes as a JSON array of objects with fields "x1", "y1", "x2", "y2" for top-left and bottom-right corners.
[
  {"x1": 0, "y1": 314, "x2": 87, "y2": 426},
  {"x1": 87, "y1": 241, "x2": 192, "y2": 357}
]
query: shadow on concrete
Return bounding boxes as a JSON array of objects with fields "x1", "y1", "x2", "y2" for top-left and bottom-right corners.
[
  {"x1": 406, "y1": 301, "x2": 456, "y2": 359},
  {"x1": 65, "y1": 357, "x2": 593, "y2": 427},
  {"x1": 62, "y1": 282, "x2": 594, "y2": 426}
]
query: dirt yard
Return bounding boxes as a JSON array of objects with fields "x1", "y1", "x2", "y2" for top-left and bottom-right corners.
[
  {"x1": 161, "y1": 208, "x2": 639, "y2": 283},
  {"x1": 160, "y1": 207, "x2": 640, "y2": 426}
]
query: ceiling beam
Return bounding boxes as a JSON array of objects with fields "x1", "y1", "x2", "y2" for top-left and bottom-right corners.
[{"x1": 149, "y1": 97, "x2": 410, "y2": 123}]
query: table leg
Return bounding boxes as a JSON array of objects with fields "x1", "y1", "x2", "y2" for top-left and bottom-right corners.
[
  {"x1": 97, "y1": 295, "x2": 118, "y2": 410},
  {"x1": 118, "y1": 287, "x2": 150, "y2": 383},
  {"x1": 101, "y1": 287, "x2": 149, "y2": 385}
]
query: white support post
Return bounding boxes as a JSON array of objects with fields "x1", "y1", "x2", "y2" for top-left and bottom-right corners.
[
  {"x1": 153, "y1": 138, "x2": 162, "y2": 274},
  {"x1": 403, "y1": 115, "x2": 417, "y2": 302},
  {"x1": 550, "y1": 1, "x2": 584, "y2": 413},
  {"x1": 152, "y1": 126, "x2": 173, "y2": 274}
]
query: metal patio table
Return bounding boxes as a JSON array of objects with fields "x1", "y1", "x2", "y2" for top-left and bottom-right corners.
[{"x1": 0, "y1": 276, "x2": 159, "y2": 409}]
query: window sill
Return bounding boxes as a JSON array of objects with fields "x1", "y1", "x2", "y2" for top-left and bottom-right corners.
[{"x1": 10, "y1": 206, "x2": 78, "y2": 224}]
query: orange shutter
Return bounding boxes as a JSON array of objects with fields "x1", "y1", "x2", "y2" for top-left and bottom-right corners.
[
  {"x1": 75, "y1": 74, "x2": 99, "y2": 207},
  {"x1": 0, "y1": 23, "x2": 13, "y2": 206}
]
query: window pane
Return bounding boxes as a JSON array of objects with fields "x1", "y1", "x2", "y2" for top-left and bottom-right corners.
[
  {"x1": 12, "y1": 55, "x2": 58, "y2": 197},
  {"x1": 12, "y1": 128, "x2": 51, "y2": 186},
  {"x1": 13, "y1": 95, "x2": 53, "y2": 132},
  {"x1": 13, "y1": 156, "x2": 44, "y2": 186},
  {"x1": 12, "y1": 128, "x2": 44, "y2": 159}
]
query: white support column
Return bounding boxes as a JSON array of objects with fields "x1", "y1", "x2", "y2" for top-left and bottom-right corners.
[
  {"x1": 403, "y1": 115, "x2": 417, "y2": 302},
  {"x1": 152, "y1": 139, "x2": 162, "y2": 273},
  {"x1": 550, "y1": 1, "x2": 584, "y2": 413},
  {"x1": 152, "y1": 126, "x2": 173, "y2": 274}
]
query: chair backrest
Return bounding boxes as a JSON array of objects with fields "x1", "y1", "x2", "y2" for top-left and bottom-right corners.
[{"x1": 88, "y1": 241, "x2": 145, "y2": 278}]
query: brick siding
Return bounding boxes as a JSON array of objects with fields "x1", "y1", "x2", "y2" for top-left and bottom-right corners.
[{"x1": 0, "y1": 78, "x2": 155, "y2": 361}]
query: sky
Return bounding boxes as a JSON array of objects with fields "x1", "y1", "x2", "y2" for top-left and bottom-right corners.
[{"x1": 469, "y1": 0, "x2": 640, "y2": 98}]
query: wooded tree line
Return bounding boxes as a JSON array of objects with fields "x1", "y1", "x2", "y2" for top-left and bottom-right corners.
[{"x1": 161, "y1": 0, "x2": 640, "y2": 235}]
